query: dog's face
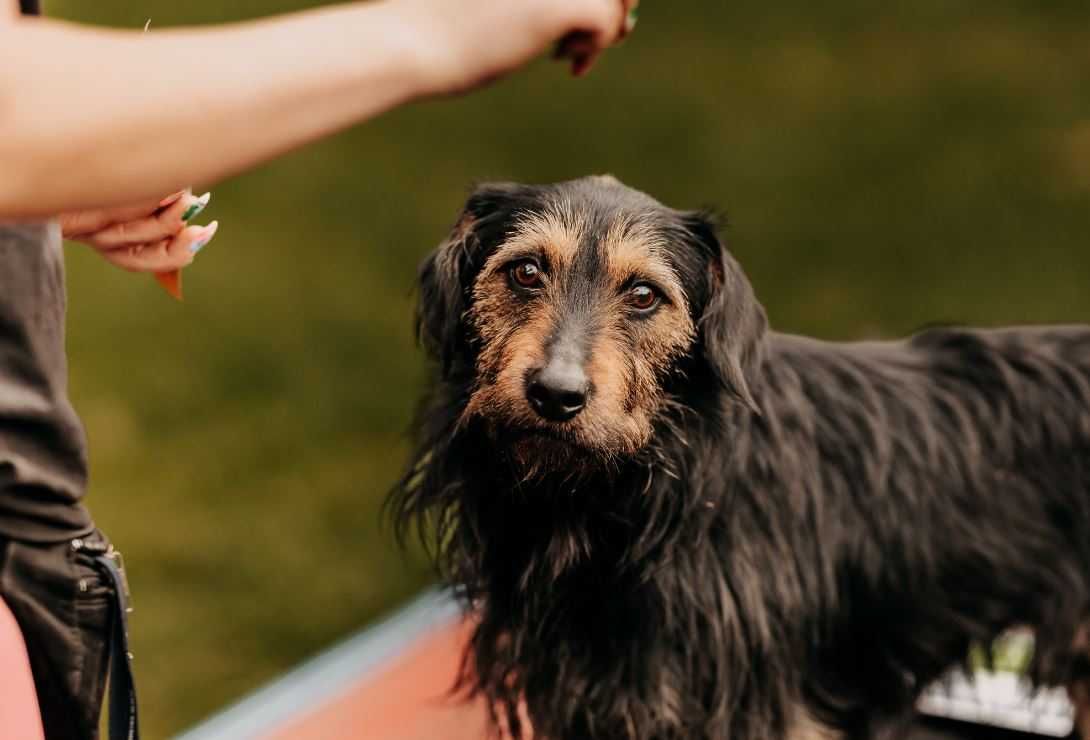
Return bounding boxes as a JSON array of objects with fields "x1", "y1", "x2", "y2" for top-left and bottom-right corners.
[
  {"x1": 466, "y1": 200, "x2": 698, "y2": 469},
  {"x1": 418, "y1": 176, "x2": 766, "y2": 474}
]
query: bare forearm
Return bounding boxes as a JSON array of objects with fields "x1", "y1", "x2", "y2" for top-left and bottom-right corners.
[{"x1": 0, "y1": 2, "x2": 427, "y2": 218}]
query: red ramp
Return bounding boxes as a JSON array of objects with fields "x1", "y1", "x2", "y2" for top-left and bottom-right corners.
[{"x1": 174, "y1": 591, "x2": 488, "y2": 740}]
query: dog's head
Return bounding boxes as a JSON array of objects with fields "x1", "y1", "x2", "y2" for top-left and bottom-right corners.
[{"x1": 418, "y1": 176, "x2": 767, "y2": 473}]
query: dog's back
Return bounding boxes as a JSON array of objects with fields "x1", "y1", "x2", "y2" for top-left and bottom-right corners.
[{"x1": 749, "y1": 325, "x2": 1090, "y2": 732}]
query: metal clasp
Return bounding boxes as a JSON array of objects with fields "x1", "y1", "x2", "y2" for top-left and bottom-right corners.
[{"x1": 106, "y1": 546, "x2": 134, "y2": 614}]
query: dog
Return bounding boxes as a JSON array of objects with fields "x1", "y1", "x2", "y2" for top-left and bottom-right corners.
[{"x1": 389, "y1": 175, "x2": 1090, "y2": 739}]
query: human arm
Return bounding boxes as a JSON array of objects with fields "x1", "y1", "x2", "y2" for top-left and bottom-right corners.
[{"x1": 0, "y1": 0, "x2": 630, "y2": 220}]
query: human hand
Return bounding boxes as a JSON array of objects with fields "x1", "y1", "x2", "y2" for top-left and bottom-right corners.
[
  {"x1": 392, "y1": 0, "x2": 638, "y2": 96},
  {"x1": 60, "y1": 191, "x2": 218, "y2": 299},
  {"x1": 555, "y1": 0, "x2": 639, "y2": 77},
  {"x1": 61, "y1": 190, "x2": 218, "y2": 273}
]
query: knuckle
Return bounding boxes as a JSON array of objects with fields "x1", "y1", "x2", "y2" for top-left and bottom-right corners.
[
  {"x1": 157, "y1": 210, "x2": 181, "y2": 233},
  {"x1": 64, "y1": 213, "x2": 92, "y2": 238}
]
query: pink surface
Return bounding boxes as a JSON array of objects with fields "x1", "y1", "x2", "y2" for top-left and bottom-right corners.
[
  {"x1": 0, "y1": 597, "x2": 45, "y2": 740},
  {"x1": 267, "y1": 620, "x2": 492, "y2": 740}
]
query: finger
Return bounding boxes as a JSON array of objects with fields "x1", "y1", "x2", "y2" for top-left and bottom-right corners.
[
  {"x1": 100, "y1": 221, "x2": 218, "y2": 274},
  {"x1": 555, "y1": 0, "x2": 633, "y2": 75},
  {"x1": 554, "y1": 33, "x2": 604, "y2": 76},
  {"x1": 60, "y1": 194, "x2": 186, "y2": 239},
  {"x1": 552, "y1": 0, "x2": 622, "y2": 62},
  {"x1": 572, "y1": 50, "x2": 603, "y2": 77},
  {"x1": 61, "y1": 189, "x2": 190, "y2": 239},
  {"x1": 554, "y1": 32, "x2": 597, "y2": 62},
  {"x1": 159, "y1": 190, "x2": 187, "y2": 208},
  {"x1": 81, "y1": 192, "x2": 210, "y2": 250},
  {"x1": 579, "y1": 0, "x2": 631, "y2": 47}
]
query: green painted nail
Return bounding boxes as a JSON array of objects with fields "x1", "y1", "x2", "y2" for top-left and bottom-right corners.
[
  {"x1": 182, "y1": 192, "x2": 211, "y2": 222},
  {"x1": 626, "y1": 7, "x2": 639, "y2": 31}
]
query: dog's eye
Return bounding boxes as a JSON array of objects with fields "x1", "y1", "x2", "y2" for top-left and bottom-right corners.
[
  {"x1": 510, "y1": 260, "x2": 543, "y2": 290},
  {"x1": 628, "y1": 284, "x2": 661, "y2": 312}
]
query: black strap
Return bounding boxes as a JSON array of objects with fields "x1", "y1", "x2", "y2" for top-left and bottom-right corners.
[
  {"x1": 93, "y1": 553, "x2": 140, "y2": 740},
  {"x1": 18, "y1": 0, "x2": 40, "y2": 16}
]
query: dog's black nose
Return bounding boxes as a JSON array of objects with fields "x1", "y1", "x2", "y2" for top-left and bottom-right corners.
[{"x1": 526, "y1": 363, "x2": 589, "y2": 422}]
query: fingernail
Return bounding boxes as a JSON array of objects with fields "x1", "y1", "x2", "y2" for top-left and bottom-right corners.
[
  {"x1": 159, "y1": 190, "x2": 186, "y2": 208},
  {"x1": 182, "y1": 192, "x2": 211, "y2": 222},
  {"x1": 189, "y1": 220, "x2": 219, "y2": 254},
  {"x1": 624, "y1": 7, "x2": 639, "y2": 34}
]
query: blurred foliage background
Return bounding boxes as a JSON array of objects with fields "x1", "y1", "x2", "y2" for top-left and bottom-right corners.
[{"x1": 41, "y1": 0, "x2": 1090, "y2": 736}]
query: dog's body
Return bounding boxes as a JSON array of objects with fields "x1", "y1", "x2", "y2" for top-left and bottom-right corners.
[{"x1": 392, "y1": 176, "x2": 1090, "y2": 739}]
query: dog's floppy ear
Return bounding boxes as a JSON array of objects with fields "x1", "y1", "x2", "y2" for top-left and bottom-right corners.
[
  {"x1": 417, "y1": 182, "x2": 541, "y2": 375},
  {"x1": 684, "y1": 211, "x2": 767, "y2": 414}
]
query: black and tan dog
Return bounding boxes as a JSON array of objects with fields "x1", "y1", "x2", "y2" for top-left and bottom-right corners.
[{"x1": 390, "y1": 175, "x2": 1090, "y2": 740}]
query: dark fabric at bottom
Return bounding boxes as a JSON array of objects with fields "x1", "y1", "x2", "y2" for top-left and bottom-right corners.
[{"x1": 0, "y1": 529, "x2": 114, "y2": 740}]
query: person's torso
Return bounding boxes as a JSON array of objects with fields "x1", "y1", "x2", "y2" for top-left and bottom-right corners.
[
  {"x1": 0, "y1": 226, "x2": 93, "y2": 539},
  {"x1": 0, "y1": 0, "x2": 98, "y2": 542}
]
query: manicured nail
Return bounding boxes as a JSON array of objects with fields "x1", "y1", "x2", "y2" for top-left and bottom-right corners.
[
  {"x1": 182, "y1": 192, "x2": 211, "y2": 222},
  {"x1": 189, "y1": 220, "x2": 219, "y2": 254},
  {"x1": 624, "y1": 6, "x2": 639, "y2": 34},
  {"x1": 159, "y1": 190, "x2": 186, "y2": 208}
]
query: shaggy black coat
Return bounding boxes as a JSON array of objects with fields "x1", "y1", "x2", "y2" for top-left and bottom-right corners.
[{"x1": 391, "y1": 179, "x2": 1090, "y2": 740}]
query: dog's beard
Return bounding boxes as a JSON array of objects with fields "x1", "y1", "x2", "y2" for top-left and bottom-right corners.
[
  {"x1": 512, "y1": 437, "x2": 575, "y2": 481},
  {"x1": 396, "y1": 392, "x2": 720, "y2": 739},
  {"x1": 459, "y1": 391, "x2": 594, "y2": 479},
  {"x1": 483, "y1": 423, "x2": 607, "y2": 484}
]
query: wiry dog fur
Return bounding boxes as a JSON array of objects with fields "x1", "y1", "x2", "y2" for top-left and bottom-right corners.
[{"x1": 390, "y1": 175, "x2": 1090, "y2": 740}]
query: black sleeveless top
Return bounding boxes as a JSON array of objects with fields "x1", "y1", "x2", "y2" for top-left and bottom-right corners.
[{"x1": 0, "y1": 0, "x2": 95, "y2": 542}]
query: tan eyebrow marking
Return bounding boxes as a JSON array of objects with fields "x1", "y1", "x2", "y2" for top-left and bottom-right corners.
[
  {"x1": 482, "y1": 201, "x2": 585, "y2": 276},
  {"x1": 602, "y1": 216, "x2": 688, "y2": 311}
]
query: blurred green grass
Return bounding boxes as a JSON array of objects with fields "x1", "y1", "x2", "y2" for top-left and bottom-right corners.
[{"x1": 41, "y1": 0, "x2": 1090, "y2": 736}]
